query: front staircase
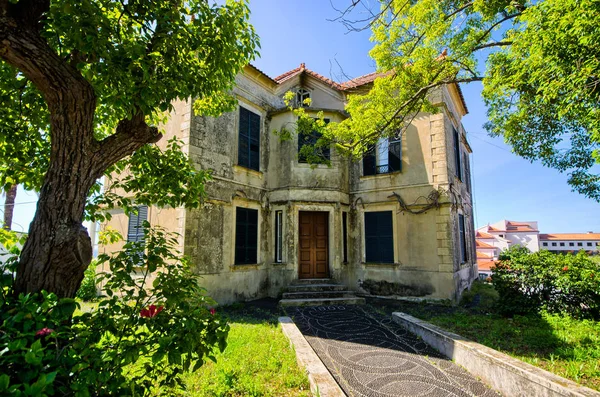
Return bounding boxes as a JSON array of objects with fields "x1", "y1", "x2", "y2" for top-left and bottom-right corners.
[{"x1": 279, "y1": 279, "x2": 365, "y2": 306}]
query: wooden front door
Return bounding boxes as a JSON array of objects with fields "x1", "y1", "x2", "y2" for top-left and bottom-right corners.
[{"x1": 299, "y1": 211, "x2": 329, "y2": 279}]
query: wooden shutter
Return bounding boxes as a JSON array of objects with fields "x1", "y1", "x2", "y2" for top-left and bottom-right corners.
[
  {"x1": 238, "y1": 107, "x2": 260, "y2": 171},
  {"x1": 459, "y1": 214, "x2": 467, "y2": 263},
  {"x1": 235, "y1": 207, "x2": 258, "y2": 264},
  {"x1": 453, "y1": 127, "x2": 462, "y2": 180},
  {"x1": 365, "y1": 211, "x2": 394, "y2": 263},
  {"x1": 127, "y1": 205, "x2": 148, "y2": 243},
  {"x1": 388, "y1": 138, "x2": 402, "y2": 172},
  {"x1": 249, "y1": 111, "x2": 260, "y2": 171}
]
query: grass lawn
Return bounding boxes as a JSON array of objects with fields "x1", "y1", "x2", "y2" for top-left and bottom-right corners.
[
  {"x1": 182, "y1": 302, "x2": 311, "y2": 397},
  {"x1": 368, "y1": 283, "x2": 600, "y2": 391},
  {"x1": 75, "y1": 299, "x2": 310, "y2": 396}
]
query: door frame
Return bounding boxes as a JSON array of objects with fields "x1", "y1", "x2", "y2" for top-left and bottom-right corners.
[{"x1": 294, "y1": 205, "x2": 334, "y2": 279}]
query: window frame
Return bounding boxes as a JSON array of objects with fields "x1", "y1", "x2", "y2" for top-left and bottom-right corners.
[
  {"x1": 274, "y1": 210, "x2": 283, "y2": 263},
  {"x1": 234, "y1": 207, "x2": 259, "y2": 265},
  {"x1": 363, "y1": 136, "x2": 402, "y2": 176},
  {"x1": 298, "y1": 118, "x2": 330, "y2": 163},
  {"x1": 237, "y1": 106, "x2": 261, "y2": 171},
  {"x1": 364, "y1": 211, "x2": 394, "y2": 264},
  {"x1": 453, "y1": 126, "x2": 463, "y2": 181}
]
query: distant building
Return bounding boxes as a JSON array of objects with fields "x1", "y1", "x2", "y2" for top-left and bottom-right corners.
[
  {"x1": 539, "y1": 233, "x2": 600, "y2": 255},
  {"x1": 475, "y1": 220, "x2": 599, "y2": 279}
]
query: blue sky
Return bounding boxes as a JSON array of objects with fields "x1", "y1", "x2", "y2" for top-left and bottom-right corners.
[{"x1": 4, "y1": 0, "x2": 599, "y2": 234}]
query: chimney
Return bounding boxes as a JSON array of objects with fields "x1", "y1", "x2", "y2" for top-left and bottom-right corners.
[{"x1": 300, "y1": 63, "x2": 306, "y2": 70}]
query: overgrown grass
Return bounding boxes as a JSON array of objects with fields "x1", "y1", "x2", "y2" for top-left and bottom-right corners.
[
  {"x1": 369, "y1": 282, "x2": 600, "y2": 391},
  {"x1": 75, "y1": 299, "x2": 310, "y2": 396},
  {"x1": 182, "y1": 303, "x2": 311, "y2": 397}
]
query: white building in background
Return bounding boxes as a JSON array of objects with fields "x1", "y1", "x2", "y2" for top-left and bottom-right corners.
[
  {"x1": 539, "y1": 233, "x2": 600, "y2": 254},
  {"x1": 475, "y1": 220, "x2": 599, "y2": 280}
]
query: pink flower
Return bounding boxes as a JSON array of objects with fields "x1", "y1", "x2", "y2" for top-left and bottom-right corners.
[
  {"x1": 140, "y1": 305, "x2": 164, "y2": 318},
  {"x1": 209, "y1": 308, "x2": 216, "y2": 316},
  {"x1": 35, "y1": 328, "x2": 54, "y2": 338}
]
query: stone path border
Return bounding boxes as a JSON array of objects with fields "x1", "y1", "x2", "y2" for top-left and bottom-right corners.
[
  {"x1": 392, "y1": 312, "x2": 600, "y2": 397},
  {"x1": 279, "y1": 316, "x2": 346, "y2": 397}
]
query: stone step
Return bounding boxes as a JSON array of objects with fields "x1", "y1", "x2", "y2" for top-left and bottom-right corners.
[
  {"x1": 292, "y1": 278, "x2": 334, "y2": 285},
  {"x1": 282, "y1": 290, "x2": 355, "y2": 300},
  {"x1": 279, "y1": 296, "x2": 366, "y2": 307},
  {"x1": 286, "y1": 284, "x2": 346, "y2": 292}
]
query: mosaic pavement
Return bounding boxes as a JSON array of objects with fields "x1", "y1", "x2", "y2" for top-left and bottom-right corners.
[{"x1": 289, "y1": 305, "x2": 499, "y2": 397}]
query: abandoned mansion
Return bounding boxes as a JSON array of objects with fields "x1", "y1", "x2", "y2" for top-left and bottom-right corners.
[{"x1": 100, "y1": 63, "x2": 477, "y2": 304}]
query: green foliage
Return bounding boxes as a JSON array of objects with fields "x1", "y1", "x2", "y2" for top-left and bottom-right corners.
[
  {"x1": 483, "y1": 0, "x2": 600, "y2": 200},
  {"x1": 459, "y1": 280, "x2": 499, "y2": 313},
  {"x1": 86, "y1": 137, "x2": 212, "y2": 222},
  {"x1": 0, "y1": 226, "x2": 228, "y2": 396},
  {"x1": 320, "y1": 0, "x2": 600, "y2": 199},
  {"x1": 0, "y1": 0, "x2": 259, "y2": 224},
  {"x1": 492, "y1": 247, "x2": 600, "y2": 319},
  {"x1": 75, "y1": 260, "x2": 98, "y2": 302}
]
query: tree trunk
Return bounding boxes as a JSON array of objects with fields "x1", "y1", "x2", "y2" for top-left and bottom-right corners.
[
  {"x1": 3, "y1": 184, "x2": 17, "y2": 230},
  {"x1": 1, "y1": 7, "x2": 161, "y2": 298},
  {"x1": 14, "y1": 95, "x2": 98, "y2": 298}
]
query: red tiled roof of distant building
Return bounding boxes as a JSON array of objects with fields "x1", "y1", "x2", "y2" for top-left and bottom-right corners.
[
  {"x1": 477, "y1": 260, "x2": 496, "y2": 272},
  {"x1": 506, "y1": 221, "x2": 538, "y2": 232},
  {"x1": 476, "y1": 240, "x2": 495, "y2": 248},
  {"x1": 539, "y1": 233, "x2": 600, "y2": 241},
  {"x1": 476, "y1": 231, "x2": 494, "y2": 239},
  {"x1": 487, "y1": 226, "x2": 505, "y2": 232},
  {"x1": 477, "y1": 251, "x2": 492, "y2": 259}
]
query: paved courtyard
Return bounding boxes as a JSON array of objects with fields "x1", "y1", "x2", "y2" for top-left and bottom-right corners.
[{"x1": 289, "y1": 305, "x2": 499, "y2": 397}]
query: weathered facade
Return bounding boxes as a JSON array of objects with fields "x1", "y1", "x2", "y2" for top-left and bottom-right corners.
[{"x1": 101, "y1": 63, "x2": 477, "y2": 304}]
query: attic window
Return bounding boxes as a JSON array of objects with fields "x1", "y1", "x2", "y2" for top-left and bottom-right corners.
[{"x1": 296, "y1": 88, "x2": 311, "y2": 107}]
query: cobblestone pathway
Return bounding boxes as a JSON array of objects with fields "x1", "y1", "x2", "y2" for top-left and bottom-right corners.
[{"x1": 289, "y1": 305, "x2": 499, "y2": 397}]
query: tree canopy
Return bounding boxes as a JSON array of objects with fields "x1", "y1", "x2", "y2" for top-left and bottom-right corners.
[
  {"x1": 0, "y1": 0, "x2": 258, "y2": 297},
  {"x1": 325, "y1": 0, "x2": 599, "y2": 200}
]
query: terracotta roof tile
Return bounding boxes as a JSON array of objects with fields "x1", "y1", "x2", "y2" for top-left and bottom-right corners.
[
  {"x1": 476, "y1": 231, "x2": 494, "y2": 239},
  {"x1": 477, "y1": 251, "x2": 492, "y2": 259},
  {"x1": 477, "y1": 260, "x2": 496, "y2": 271},
  {"x1": 539, "y1": 233, "x2": 600, "y2": 241},
  {"x1": 476, "y1": 240, "x2": 495, "y2": 248}
]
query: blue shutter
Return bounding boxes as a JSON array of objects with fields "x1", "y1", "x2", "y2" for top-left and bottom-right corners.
[
  {"x1": 127, "y1": 205, "x2": 147, "y2": 243},
  {"x1": 459, "y1": 214, "x2": 467, "y2": 263},
  {"x1": 454, "y1": 127, "x2": 462, "y2": 180}
]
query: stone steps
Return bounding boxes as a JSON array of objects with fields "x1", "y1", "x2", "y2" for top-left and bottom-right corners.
[
  {"x1": 279, "y1": 279, "x2": 364, "y2": 306},
  {"x1": 282, "y1": 290, "x2": 355, "y2": 300},
  {"x1": 279, "y1": 296, "x2": 366, "y2": 307}
]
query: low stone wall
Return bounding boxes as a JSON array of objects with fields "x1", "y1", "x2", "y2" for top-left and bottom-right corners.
[{"x1": 392, "y1": 312, "x2": 600, "y2": 397}]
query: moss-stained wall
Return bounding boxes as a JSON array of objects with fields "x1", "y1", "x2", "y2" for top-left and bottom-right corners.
[{"x1": 100, "y1": 67, "x2": 476, "y2": 304}]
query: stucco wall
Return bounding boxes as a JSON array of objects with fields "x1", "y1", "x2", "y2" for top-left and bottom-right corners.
[{"x1": 99, "y1": 67, "x2": 476, "y2": 304}]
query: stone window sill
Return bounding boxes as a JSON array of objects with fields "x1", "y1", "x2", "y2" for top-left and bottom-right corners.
[
  {"x1": 359, "y1": 171, "x2": 402, "y2": 180},
  {"x1": 230, "y1": 263, "x2": 263, "y2": 271},
  {"x1": 362, "y1": 262, "x2": 401, "y2": 268}
]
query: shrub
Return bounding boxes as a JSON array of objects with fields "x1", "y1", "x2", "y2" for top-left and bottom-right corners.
[
  {"x1": 0, "y1": 226, "x2": 228, "y2": 396},
  {"x1": 492, "y1": 246, "x2": 600, "y2": 319},
  {"x1": 76, "y1": 260, "x2": 98, "y2": 301}
]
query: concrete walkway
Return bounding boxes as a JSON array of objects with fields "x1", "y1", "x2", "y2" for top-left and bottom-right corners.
[{"x1": 288, "y1": 305, "x2": 499, "y2": 397}]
